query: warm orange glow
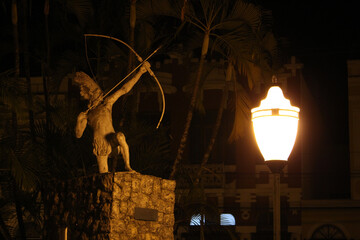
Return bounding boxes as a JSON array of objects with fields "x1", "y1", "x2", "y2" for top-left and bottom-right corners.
[{"x1": 251, "y1": 86, "x2": 300, "y2": 161}]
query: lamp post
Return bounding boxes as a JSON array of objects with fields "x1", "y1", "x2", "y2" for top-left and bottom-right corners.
[{"x1": 251, "y1": 82, "x2": 300, "y2": 240}]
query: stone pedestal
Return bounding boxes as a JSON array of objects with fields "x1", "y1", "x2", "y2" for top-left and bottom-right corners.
[{"x1": 43, "y1": 172, "x2": 176, "y2": 240}]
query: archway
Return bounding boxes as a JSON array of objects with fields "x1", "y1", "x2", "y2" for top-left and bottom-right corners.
[{"x1": 310, "y1": 224, "x2": 347, "y2": 240}]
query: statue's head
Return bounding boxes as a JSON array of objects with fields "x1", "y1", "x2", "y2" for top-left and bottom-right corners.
[{"x1": 74, "y1": 72, "x2": 104, "y2": 107}]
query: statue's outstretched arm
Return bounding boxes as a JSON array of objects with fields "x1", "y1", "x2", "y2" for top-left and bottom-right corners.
[
  {"x1": 75, "y1": 112, "x2": 88, "y2": 138},
  {"x1": 105, "y1": 62, "x2": 150, "y2": 105}
]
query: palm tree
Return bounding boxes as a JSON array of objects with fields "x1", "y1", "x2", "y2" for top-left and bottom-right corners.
[
  {"x1": 11, "y1": 0, "x2": 28, "y2": 238},
  {"x1": 128, "y1": 0, "x2": 137, "y2": 72},
  {"x1": 0, "y1": 67, "x2": 43, "y2": 239},
  {"x1": 193, "y1": 62, "x2": 232, "y2": 183},
  {"x1": 0, "y1": 215, "x2": 11, "y2": 240},
  {"x1": 169, "y1": 0, "x2": 274, "y2": 179},
  {"x1": 0, "y1": 1, "x2": 94, "y2": 237},
  {"x1": 193, "y1": 10, "x2": 283, "y2": 182},
  {"x1": 21, "y1": 0, "x2": 36, "y2": 142}
]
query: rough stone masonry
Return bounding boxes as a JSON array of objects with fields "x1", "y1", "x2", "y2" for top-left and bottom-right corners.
[{"x1": 43, "y1": 172, "x2": 176, "y2": 240}]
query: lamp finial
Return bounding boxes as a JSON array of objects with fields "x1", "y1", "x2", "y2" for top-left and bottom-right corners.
[{"x1": 272, "y1": 75, "x2": 277, "y2": 84}]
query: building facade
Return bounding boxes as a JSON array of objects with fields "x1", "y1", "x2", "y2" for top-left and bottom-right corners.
[{"x1": 149, "y1": 55, "x2": 360, "y2": 239}]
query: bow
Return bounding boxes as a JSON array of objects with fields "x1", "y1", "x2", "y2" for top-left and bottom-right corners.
[{"x1": 84, "y1": 34, "x2": 165, "y2": 129}]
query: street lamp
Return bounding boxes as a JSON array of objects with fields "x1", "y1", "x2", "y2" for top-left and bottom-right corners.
[{"x1": 251, "y1": 81, "x2": 300, "y2": 240}]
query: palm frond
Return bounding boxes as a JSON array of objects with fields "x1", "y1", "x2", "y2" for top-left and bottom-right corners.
[
  {"x1": 34, "y1": 118, "x2": 94, "y2": 178},
  {"x1": 52, "y1": 51, "x2": 87, "y2": 91},
  {"x1": 122, "y1": 119, "x2": 172, "y2": 178},
  {"x1": 228, "y1": 0, "x2": 262, "y2": 32},
  {"x1": 62, "y1": 0, "x2": 94, "y2": 27},
  {"x1": 137, "y1": 0, "x2": 182, "y2": 19},
  {"x1": 0, "y1": 139, "x2": 40, "y2": 193},
  {"x1": 228, "y1": 82, "x2": 251, "y2": 142},
  {"x1": 0, "y1": 70, "x2": 27, "y2": 114}
]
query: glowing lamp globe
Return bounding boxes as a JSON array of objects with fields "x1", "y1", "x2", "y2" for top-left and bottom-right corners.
[{"x1": 251, "y1": 86, "x2": 300, "y2": 161}]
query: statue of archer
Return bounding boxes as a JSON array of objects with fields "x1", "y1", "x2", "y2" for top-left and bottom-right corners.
[{"x1": 74, "y1": 62, "x2": 150, "y2": 173}]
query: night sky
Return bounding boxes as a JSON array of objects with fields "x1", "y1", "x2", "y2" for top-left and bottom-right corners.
[{"x1": 259, "y1": 0, "x2": 360, "y2": 198}]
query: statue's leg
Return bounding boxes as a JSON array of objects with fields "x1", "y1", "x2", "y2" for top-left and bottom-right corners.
[
  {"x1": 93, "y1": 138, "x2": 110, "y2": 173},
  {"x1": 115, "y1": 132, "x2": 134, "y2": 171},
  {"x1": 97, "y1": 155, "x2": 109, "y2": 173}
]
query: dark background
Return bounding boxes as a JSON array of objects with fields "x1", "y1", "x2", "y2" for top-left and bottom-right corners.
[
  {"x1": 1, "y1": 0, "x2": 359, "y2": 199},
  {"x1": 260, "y1": 0, "x2": 360, "y2": 198}
]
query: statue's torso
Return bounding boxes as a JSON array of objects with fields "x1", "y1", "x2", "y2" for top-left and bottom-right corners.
[
  {"x1": 87, "y1": 103, "x2": 115, "y2": 137},
  {"x1": 87, "y1": 103, "x2": 115, "y2": 156}
]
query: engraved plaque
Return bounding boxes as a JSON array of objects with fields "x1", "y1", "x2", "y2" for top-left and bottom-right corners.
[{"x1": 134, "y1": 207, "x2": 158, "y2": 221}]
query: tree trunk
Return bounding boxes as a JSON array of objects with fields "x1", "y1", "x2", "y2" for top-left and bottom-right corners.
[
  {"x1": 195, "y1": 77, "x2": 229, "y2": 184},
  {"x1": 44, "y1": 0, "x2": 50, "y2": 64},
  {"x1": 43, "y1": 0, "x2": 51, "y2": 130},
  {"x1": 126, "y1": 0, "x2": 139, "y2": 139},
  {"x1": 169, "y1": 31, "x2": 210, "y2": 179},
  {"x1": 128, "y1": 0, "x2": 137, "y2": 73},
  {"x1": 42, "y1": 63, "x2": 51, "y2": 133},
  {"x1": 22, "y1": 0, "x2": 36, "y2": 141},
  {"x1": 200, "y1": 210, "x2": 205, "y2": 240},
  {"x1": 12, "y1": 0, "x2": 20, "y2": 78},
  {"x1": 14, "y1": 185, "x2": 27, "y2": 240},
  {"x1": 11, "y1": 0, "x2": 20, "y2": 145},
  {"x1": 12, "y1": 2, "x2": 27, "y2": 238}
]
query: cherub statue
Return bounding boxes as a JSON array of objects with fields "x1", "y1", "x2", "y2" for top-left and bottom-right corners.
[{"x1": 74, "y1": 62, "x2": 150, "y2": 173}]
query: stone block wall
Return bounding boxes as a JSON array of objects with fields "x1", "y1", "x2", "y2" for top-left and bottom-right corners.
[{"x1": 43, "y1": 172, "x2": 176, "y2": 240}]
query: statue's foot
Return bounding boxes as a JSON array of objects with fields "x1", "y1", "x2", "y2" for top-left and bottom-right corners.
[{"x1": 125, "y1": 166, "x2": 136, "y2": 173}]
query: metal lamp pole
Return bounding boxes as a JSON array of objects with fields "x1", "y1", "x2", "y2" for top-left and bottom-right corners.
[
  {"x1": 266, "y1": 160, "x2": 286, "y2": 240},
  {"x1": 273, "y1": 171, "x2": 281, "y2": 240},
  {"x1": 251, "y1": 83, "x2": 300, "y2": 240}
]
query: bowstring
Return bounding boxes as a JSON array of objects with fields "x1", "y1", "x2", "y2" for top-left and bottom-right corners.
[{"x1": 85, "y1": 48, "x2": 159, "y2": 113}]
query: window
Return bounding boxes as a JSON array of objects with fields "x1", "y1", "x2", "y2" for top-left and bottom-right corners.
[
  {"x1": 220, "y1": 213, "x2": 236, "y2": 226},
  {"x1": 190, "y1": 213, "x2": 236, "y2": 226},
  {"x1": 311, "y1": 224, "x2": 347, "y2": 240},
  {"x1": 190, "y1": 214, "x2": 205, "y2": 226}
]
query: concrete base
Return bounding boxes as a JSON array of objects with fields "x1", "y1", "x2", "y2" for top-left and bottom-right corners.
[{"x1": 43, "y1": 172, "x2": 176, "y2": 240}]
